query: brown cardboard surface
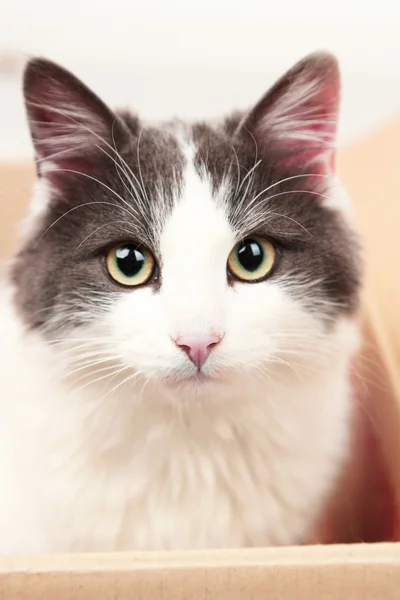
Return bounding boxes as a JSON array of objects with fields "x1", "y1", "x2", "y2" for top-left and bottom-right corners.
[
  {"x1": 338, "y1": 120, "x2": 400, "y2": 530},
  {"x1": 339, "y1": 118, "x2": 400, "y2": 370},
  {"x1": 1, "y1": 544, "x2": 400, "y2": 599},
  {"x1": 0, "y1": 162, "x2": 34, "y2": 258}
]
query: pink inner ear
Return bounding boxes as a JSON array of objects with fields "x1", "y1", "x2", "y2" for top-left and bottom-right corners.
[
  {"x1": 271, "y1": 83, "x2": 338, "y2": 173},
  {"x1": 42, "y1": 159, "x2": 101, "y2": 187},
  {"x1": 28, "y1": 95, "x2": 111, "y2": 173},
  {"x1": 25, "y1": 58, "x2": 124, "y2": 182},
  {"x1": 253, "y1": 62, "x2": 340, "y2": 175},
  {"x1": 30, "y1": 103, "x2": 105, "y2": 178}
]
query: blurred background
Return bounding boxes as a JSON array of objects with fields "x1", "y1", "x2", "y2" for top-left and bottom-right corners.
[{"x1": 0, "y1": 0, "x2": 399, "y2": 160}]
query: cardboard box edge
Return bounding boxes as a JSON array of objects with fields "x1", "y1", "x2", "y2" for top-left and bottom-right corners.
[{"x1": 1, "y1": 543, "x2": 400, "y2": 573}]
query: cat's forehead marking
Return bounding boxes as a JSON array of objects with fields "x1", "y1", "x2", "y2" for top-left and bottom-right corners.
[
  {"x1": 160, "y1": 139, "x2": 233, "y2": 257},
  {"x1": 158, "y1": 139, "x2": 235, "y2": 326}
]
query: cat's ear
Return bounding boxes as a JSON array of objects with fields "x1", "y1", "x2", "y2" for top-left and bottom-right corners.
[
  {"x1": 236, "y1": 52, "x2": 339, "y2": 173},
  {"x1": 23, "y1": 58, "x2": 129, "y2": 177}
]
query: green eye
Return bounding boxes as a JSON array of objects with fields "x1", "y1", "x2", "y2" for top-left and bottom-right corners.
[
  {"x1": 227, "y1": 237, "x2": 276, "y2": 282},
  {"x1": 106, "y1": 244, "x2": 156, "y2": 287}
]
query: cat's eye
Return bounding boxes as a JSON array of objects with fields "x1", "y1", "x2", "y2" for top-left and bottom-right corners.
[
  {"x1": 106, "y1": 244, "x2": 156, "y2": 287},
  {"x1": 227, "y1": 237, "x2": 276, "y2": 282}
]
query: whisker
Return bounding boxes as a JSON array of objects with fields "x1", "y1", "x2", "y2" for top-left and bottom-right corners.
[
  {"x1": 74, "y1": 220, "x2": 138, "y2": 252},
  {"x1": 36, "y1": 199, "x2": 139, "y2": 246},
  {"x1": 136, "y1": 128, "x2": 150, "y2": 205},
  {"x1": 230, "y1": 145, "x2": 242, "y2": 198},
  {"x1": 243, "y1": 187, "x2": 332, "y2": 217},
  {"x1": 29, "y1": 103, "x2": 152, "y2": 228}
]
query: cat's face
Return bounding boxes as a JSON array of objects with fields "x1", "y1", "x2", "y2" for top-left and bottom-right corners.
[{"x1": 12, "y1": 53, "x2": 361, "y2": 394}]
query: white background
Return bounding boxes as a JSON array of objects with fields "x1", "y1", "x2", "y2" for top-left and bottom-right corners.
[{"x1": 0, "y1": 0, "x2": 400, "y2": 159}]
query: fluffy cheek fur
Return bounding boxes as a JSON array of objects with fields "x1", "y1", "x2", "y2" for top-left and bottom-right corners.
[{"x1": 59, "y1": 268, "x2": 358, "y2": 399}]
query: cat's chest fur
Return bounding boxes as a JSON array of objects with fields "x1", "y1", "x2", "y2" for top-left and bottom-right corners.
[{"x1": 0, "y1": 293, "x2": 352, "y2": 552}]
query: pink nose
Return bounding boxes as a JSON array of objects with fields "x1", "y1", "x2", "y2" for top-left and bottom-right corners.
[{"x1": 175, "y1": 333, "x2": 222, "y2": 369}]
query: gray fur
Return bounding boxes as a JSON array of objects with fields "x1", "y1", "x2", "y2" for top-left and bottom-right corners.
[{"x1": 12, "y1": 56, "x2": 361, "y2": 332}]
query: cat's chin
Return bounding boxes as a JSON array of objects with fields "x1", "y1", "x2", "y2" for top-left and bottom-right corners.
[{"x1": 164, "y1": 370, "x2": 222, "y2": 390}]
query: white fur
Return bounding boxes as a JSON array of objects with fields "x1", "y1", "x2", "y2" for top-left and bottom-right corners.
[
  {"x1": 19, "y1": 171, "x2": 55, "y2": 240},
  {"x1": 0, "y1": 144, "x2": 360, "y2": 553},
  {"x1": 324, "y1": 175, "x2": 355, "y2": 219}
]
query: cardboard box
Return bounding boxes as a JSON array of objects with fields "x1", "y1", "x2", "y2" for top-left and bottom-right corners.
[
  {"x1": 0, "y1": 119, "x2": 399, "y2": 598},
  {"x1": 1, "y1": 544, "x2": 400, "y2": 599}
]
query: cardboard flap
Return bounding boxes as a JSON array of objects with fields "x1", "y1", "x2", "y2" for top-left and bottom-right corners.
[
  {"x1": 339, "y1": 118, "x2": 400, "y2": 378},
  {"x1": 339, "y1": 121, "x2": 400, "y2": 528},
  {"x1": 1, "y1": 544, "x2": 400, "y2": 599}
]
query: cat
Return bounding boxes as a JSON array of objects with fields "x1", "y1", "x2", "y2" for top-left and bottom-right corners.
[{"x1": 0, "y1": 51, "x2": 362, "y2": 553}]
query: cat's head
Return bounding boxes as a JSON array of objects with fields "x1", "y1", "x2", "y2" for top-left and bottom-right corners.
[{"x1": 12, "y1": 52, "x2": 362, "y2": 396}]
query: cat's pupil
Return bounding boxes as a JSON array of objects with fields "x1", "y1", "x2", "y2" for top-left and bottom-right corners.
[
  {"x1": 115, "y1": 246, "x2": 145, "y2": 277},
  {"x1": 237, "y1": 239, "x2": 263, "y2": 272}
]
